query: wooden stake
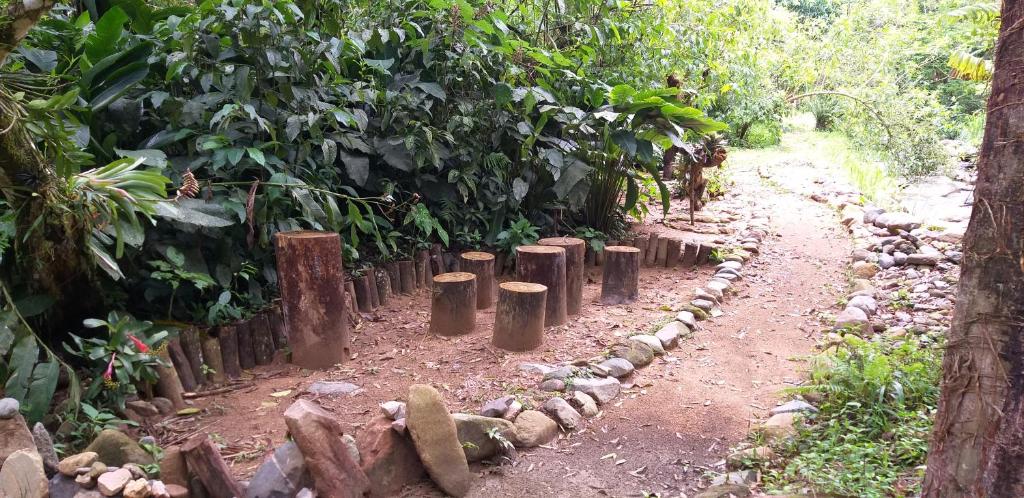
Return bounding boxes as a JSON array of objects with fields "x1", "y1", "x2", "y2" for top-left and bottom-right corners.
[
  {"x1": 179, "y1": 328, "x2": 206, "y2": 385},
  {"x1": 182, "y1": 434, "x2": 244, "y2": 498},
  {"x1": 250, "y1": 313, "x2": 274, "y2": 366},
  {"x1": 681, "y1": 242, "x2": 699, "y2": 267},
  {"x1": 199, "y1": 333, "x2": 226, "y2": 384},
  {"x1": 375, "y1": 267, "x2": 392, "y2": 306},
  {"x1": 665, "y1": 238, "x2": 681, "y2": 267},
  {"x1": 428, "y1": 272, "x2": 477, "y2": 336},
  {"x1": 398, "y1": 260, "x2": 416, "y2": 294},
  {"x1": 367, "y1": 267, "x2": 380, "y2": 309},
  {"x1": 217, "y1": 325, "x2": 241, "y2": 380},
  {"x1": 167, "y1": 339, "x2": 197, "y2": 392},
  {"x1": 601, "y1": 246, "x2": 641, "y2": 305},
  {"x1": 415, "y1": 249, "x2": 432, "y2": 288},
  {"x1": 538, "y1": 237, "x2": 585, "y2": 315},
  {"x1": 459, "y1": 252, "x2": 496, "y2": 309},
  {"x1": 385, "y1": 262, "x2": 401, "y2": 292},
  {"x1": 154, "y1": 349, "x2": 186, "y2": 410},
  {"x1": 236, "y1": 319, "x2": 256, "y2": 370},
  {"x1": 695, "y1": 243, "x2": 713, "y2": 265},
  {"x1": 655, "y1": 237, "x2": 669, "y2": 266},
  {"x1": 353, "y1": 273, "x2": 374, "y2": 313},
  {"x1": 267, "y1": 306, "x2": 288, "y2": 350},
  {"x1": 516, "y1": 245, "x2": 568, "y2": 327},
  {"x1": 634, "y1": 235, "x2": 649, "y2": 258},
  {"x1": 492, "y1": 282, "x2": 547, "y2": 352},
  {"x1": 429, "y1": 243, "x2": 444, "y2": 275},
  {"x1": 645, "y1": 233, "x2": 660, "y2": 267}
]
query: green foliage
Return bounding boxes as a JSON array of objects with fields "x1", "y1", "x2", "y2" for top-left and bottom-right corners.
[
  {"x1": 59, "y1": 402, "x2": 137, "y2": 454},
  {"x1": 496, "y1": 217, "x2": 540, "y2": 256}
]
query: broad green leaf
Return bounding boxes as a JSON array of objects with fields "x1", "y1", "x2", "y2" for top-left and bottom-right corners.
[
  {"x1": 22, "y1": 360, "x2": 58, "y2": 424},
  {"x1": 339, "y1": 150, "x2": 370, "y2": 186},
  {"x1": 494, "y1": 83, "x2": 513, "y2": 106},
  {"x1": 85, "y1": 7, "x2": 130, "y2": 61},
  {"x1": 4, "y1": 335, "x2": 39, "y2": 402}
]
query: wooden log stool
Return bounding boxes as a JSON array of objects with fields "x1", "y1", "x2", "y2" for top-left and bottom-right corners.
[
  {"x1": 492, "y1": 282, "x2": 548, "y2": 351},
  {"x1": 601, "y1": 245, "x2": 641, "y2": 304},
  {"x1": 459, "y1": 252, "x2": 496, "y2": 309},
  {"x1": 428, "y1": 272, "x2": 478, "y2": 336},
  {"x1": 515, "y1": 245, "x2": 568, "y2": 327},
  {"x1": 538, "y1": 237, "x2": 585, "y2": 315}
]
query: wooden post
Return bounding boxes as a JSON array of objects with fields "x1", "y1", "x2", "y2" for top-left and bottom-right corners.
[
  {"x1": 217, "y1": 325, "x2": 241, "y2": 380},
  {"x1": 492, "y1": 282, "x2": 547, "y2": 352},
  {"x1": 179, "y1": 328, "x2": 206, "y2": 386},
  {"x1": 154, "y1": 349, "x2": 186, "y2": 410},
  {"x1": 353, "y1": 273, "x2": 374, "y2": 313},
  {"x1": 655, "y1": 237, "x2": 669, "y2": 266},
  {"x1": 415, "y1": 249, "x2": 432, "y2": 288},
  {"x1": 367, "y1": 267, "x2": 381, "y2": 309},
  {"x1": 494, "y1": 252, "x2": 507, "y2": 275},
  {"x1": 428, "y1": 272, "x2": 477, "y2": 336},
  {"x1": 538, "y1": 237, "x2": 585, "y2": 316},
  {"x1": 236, "y1": 319, "x2": 256, "y2": 370},
  {"x1": 267, "y1": 306, "x2": 288, "y2": 350},
  {"x1": 443, "y1": 251, "x2": 459, "y2": 272},
  {"x1": 250, "y1": 313, "x2": 275, "y2": 366},
  {"x1": 459, "y1": 252, "x2": 496, "y2": 309},
  {"x1": 274, "y1": 231, "x2": 350, "y2": 370},
  {"x1": 695, "y1": 243, "x2": 713, "y2": 265},
  {"x1": 385, "y1": 262, "x2": 401, "y2": 293},
  {"x1": 645, "y1": 233, "x2": 660, "y2": 267},
  {"x1": 429, "y1": 243, "x2": 444, "y2": 275},
  {"x1": 634, "y1": 235, "x2": 649, "y2": 259},
  {"x1": 665, "y1": 238, "x2": 682, "y2": 267},
  {"x1": 681, "y1": 242, "x2": 699, "y2": 267},
  {"x1": 182, "y1": 434, "x2": 244, "y2": 498},
  {"x1": 375, "y1": 267, "x2": 392, "y2": 306},
  {"x1": 601, "y1": 246, "x2": 641, "y2": 305},
  {"x1": 199, "y1": 333, "x2": 226, "y2": 384},
  {"x1": 398, "y1": 260, "x2": 416, "y2": 294},
  {"x1": 167, "y1": 339, "x2": 197, "y2": 392},
  {"x1": 516, "y1": 245, "x2": 568, "y2": 327}
]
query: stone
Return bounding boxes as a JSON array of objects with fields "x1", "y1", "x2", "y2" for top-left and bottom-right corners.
[
  {"x1": 676, "y1": 311, "x2": 698, "y2": 329},
  {"x1": 706, "y1": 280, "x2": 730, "y2": 295},
  {"x1": 711, "y1": 470, "x2": 759, "y2": 486},
  {"x1": 874, "y1": 212, "x2": 921, "y2": 232},
  {"x1": 907, "y1": 253, "x2": 941, "y2": 266},
  {"x1": 694, "y1": 484, "x2": 751, "y2": 498},
  {"x1": 0, "y1": 410, "x2": 35, "y2": 467},
  {"x1": 0, "y1": 449, "x2": 48, "y2": 498},
  {"x1": 569, "y1": 392, "x2": 599, "y2": 418},
  {"x1": 716, "y1": 261, "x2": 742, "y2": 271},
  {"x1": 847, "y1": 295, "x2": 878, "y2": 316},
  {"x1": 851, "y1": 278, "x2": 874, "y2": 293},
  {"x1": 717, "y1": 267, "x2": 743, "y2": 279},
  {"x1": 609, "y1": 341, "x2": 654, "y2": 367},
  {"x1": 405, "y1": 385, "x2": 471, "y2": 497},
  {"x1": 541, "y1": 366, "x2": 577, "y2": 382},
  {"x1": 539, "y1": 379, "x2": 565, "y2": 392},
  {"x1": 502, "y1": 400, "x2": 523, "y2": 422},
  {"x1": 89, "y1": 462, "x2": 108, "y2": 478},
  {"x1": 151, "y1": 398, "x2": 175, "y2": 416},
  {"x1": 126, "y1": 400, "x2": 160, "y2": 418},
  {"x1": 342, "y1": 434, "x2": 360, "y2": 465},
  {"x1": 245, "y1": 441, "x2": 312, "y2": 498},
  {"x1": 629, "y1": 334, "x2": 665, "y2": 355},
  {"x1": 851, "y1": 261, "x2": 879, "y2": 279},
  {"x1": 691, "y1": 299, "x2": 716, "y2": 312},
  {"x1": 597, "y1": 358, "x2": 635, "y2": 378},
  {"x1": 0, "y1": 398, "x2": 19, "y2": 419},
  {"x1": 542, "y1": 397, "x2": 583, "y2": 431},
  {"x1": 479, "y1": 396, "x2": 515, "y2": 418},
  {"x1": 850, "y1": 249, "x2": 872, "y2": 262},
  {"x1": 379, "y1": 401, "x2": 406, "y2": 421},
  {"x1": 305, "y1": 381, "x2": 362, "y2": 396},
  {"x1": 877, "y1": 253, "x2": 895, "y2": 269},
  {"x1": 769, "y1": 400, "x2": 819, "y2": 416},
  {"x1": 97, "y1": 468, "x2": 132, "y2": 496},
  {"x1": 28, "y1": 423, "x2": 57, "y2": 477},
  {"x1": 726, "y1": 447, "x2": 775, "y2": 469},
  {"x1": 59, "y1": 452, "x2": 98, "y2": 477},
  {"x1": 355, "y1": 416, "x2": 424, "y2": 498},
  {"x1": 512, "y1": 410, "x2": 559, "y2": 448},
  {"x1": 150, "y1": 481, "x2": 170, "y2": 498},
  {"x1": 757, "y1": 412, "x2": 798, "y2": 442},
  {"x1": 863, "y1": 207, "x2": 885, "y2": 224},
  {"x1": 834, "y1": 306, "x2": 870, "y2": 335},
  {"x1": 655, "y1": 322, "x2": 686, "y2": 349},
  {"x1": 569, "y1": 377, "x2": 621, "y2": 404},
  {"x1": 76, "y1": 473, "x2": 95, "y2": 488},
  {"x1": 451, "y1": 414, "x2": 517, "y2": 462},
  {"x1": 123, "y1": 478, "x2": 152, "y2": 498},
  {"x1": 283, "y1": 399, "x2": 370, "y2": 498},
  {"x1": 85, "y1": 430, "x2": 154, "y2": 467},
  {"x1": 695, "y1": 288, "x2": 721, "y2": 304},
  {"x1": 518, "y1": 363, "x2": 555, "y2": 376},
  {"x1": 390, "y1": 418, "x2": 407, "y2": 434}
]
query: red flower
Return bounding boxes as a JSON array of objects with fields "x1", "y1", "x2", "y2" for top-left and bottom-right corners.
[
  {"x1": 104, "y1": 353, "x2": 117, "y2": 381},
  {"x1": 128, "y1": 335, "x2": 150, "y2": 353}
]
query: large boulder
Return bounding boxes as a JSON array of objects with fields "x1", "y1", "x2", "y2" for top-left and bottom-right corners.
[
  {"x1": 283, "y1": 399, "x2": 370, "y2": 498},
  {"x1": 608, "y1": 341, "x2": 654, "y2": 367},
  {"x1": 451, "y1": 414, "x2": 517, "y2": 462},
  {"x1": 512, "y1": 410, "x2": 558, "y2": 448},
  {"x1": 84, "y1": 430, "x2": 154, "y2": 467},
  {"x1": 0, "y1": 400, "x2": 35, "y2": 467},
  {"x1": 245, "y1": 442, "x2": 313, "y2": 498},
  {"x1": 406, "y1": 384, "x2": 471, "y2": 497},
  {"x1": 0, "y1": 449, "x2": 48, "y2": 498},
  {"x1": 355, "y1": 416, "x2": 425, "y2": 498}
]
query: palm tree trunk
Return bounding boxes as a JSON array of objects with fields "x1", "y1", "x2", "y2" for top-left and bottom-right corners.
[{"x1": 922, "y1": 2, "x2": 1024, "y2": 496}]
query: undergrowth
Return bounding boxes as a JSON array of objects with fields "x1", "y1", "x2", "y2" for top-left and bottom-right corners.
[{"x1": 759, "y1": 334, "x2": 942, "y2": 497}]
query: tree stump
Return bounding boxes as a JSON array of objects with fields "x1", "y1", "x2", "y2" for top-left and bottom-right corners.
[
  {"x1": 695, "y1": 244, "x2": 713, "y2": 265},
  {"x1": 267, "y1": 307, "x2": 288, "y2": 350},
  {"x1": 516, "y1": 245, "x2": 568, "y2": 327},
  {"x1": 250, "y1": 313, "x2": 275, "y2": 366},
  {"x1": 492, "y1": 282, "x2": 547, "y2": 352},
  {"x1": 428, "y1": 272, "x2": 477, "y2": 336},
  {"x1": 182, "y1": 434, "x2": 244, "y2": 498},
  {"x1": 199, "y1": 333, "x2": 226, "y2": 384},
  {"x1": 353, "y1": 273, "x2": 374, "y2": 313},
  {"x1": 217, "y1": 324, "x2": 242, "y2": 380},
  {"x1": 645, "y1": 233, "x2": 660, "y2": 267},
  {"x1": 154, "y1": 349, "x2": 186, "y2": 410},
  {"x1": 367, "y1": 268, "x2": 381, "y2": 309},
  {"x1": 398, "y1": 260, "x2": 416, "y2": 294},
  {"x1": 634, "y1": 235, "x2": 649, "y2": 258},
  {"x1": 429, "y1": 243, "x2": 444, "y2": 275},
  {"x1": 274, "y1": 231, "x2": 350, "y2": 370},
  {"x1": 443, "y1": 251, "x2": 459, "y2": 272},
  {"x1": 654, "y1": 237, "x2": 669, "y2": 267},
  {"x1": 538, "y1": 237, "x2": 585, "y2": 315},
  {"x1": 375, "y1": 268, "x2": 392, "y2": 306},
  {"x1": 459, "y1": 252, "x2": 496, "y2": 309},
  {"x1": 681, "y1": 242, "x2": 699, "y2": 267},
  {"x1": 167, "y1": 339, "x2": 197, "y2": 392},
  {"x1": 665, "y1": 238, "x2": 682, "y2": 267},
  {"x1": 179, "y1": 328, "x2": 206, "y2": 385},
  {"x1": 385, "y1": 262, "x2": 401, "y2": 293},
  {"x1": 415, "y1": 249, "x2": 432, "y2": 288},
  {"x1": 344, "y1": 280, "x2": 358, "y2": 319},
  {"x1": 601, "y1": 246, "x2": 641, "y2": 305},
  {"x1": 236, "y1": 319, "x2": 256, "y2": 370}
]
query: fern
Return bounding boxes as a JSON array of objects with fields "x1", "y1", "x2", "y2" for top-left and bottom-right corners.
[
  {"x1": 948, "y1": 50, "x2": 993, "y2": 81},
  {"x1": 943, "y1": 2, "x2": 1000, "y2": 24}
]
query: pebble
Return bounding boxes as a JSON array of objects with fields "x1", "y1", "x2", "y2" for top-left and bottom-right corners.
[
  {"x1": 0, "y1": 398, "x2": 19, "y2": 419},
  {"x1": 380, "y1": 401, "x2": 407, "y2": 420}
]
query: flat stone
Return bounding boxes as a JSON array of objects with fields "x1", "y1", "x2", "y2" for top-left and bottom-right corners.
[
  {"x1": 863, "y1": 207, "x2": 885, "y2": 224},
  {"x1": 597, "y1": 358, "x2": 634, "y2": 378},
  {"x1": 711, "y1": 469, "x2": 759, "y2": 486},
  {"x1": 59, "y1": 452, "x2": 98, "y2": 477},
  {"x1": 97, "y1": 468, "x2": 132, "y2": 496},
  {"x1": 512, "y1": 410, "x2": 558, "y2": 448},
  {"x1": 874, "y1": 212, "x2": 921, "y2": 232},
  {"x1": 716, "y1": 261, "x2": 742, "y2": 271},
  {"x1": 542, "y1": 366, "x2": 577, "y2": 382},
  {"x1": 695, "y1": 287, "x2": 721, "y2": 304},
  {"x1": 479, "y1": 396, "x2": 515, "y2": 418},
  {"x1": 769, "y1": 400, "x2": 819, "y2": 416},
  {"x1": 379, "y1": 401, "x2": 406, "y2": 421},
  {"x1": 245, "y1": 441, "x2": 312, "y2": 498},
  {"x1": 406, "y1": 385, "x2": 471, "y2": 497},
  {"x1": 877, "y1": 253, "x2": 896, "y2": 269},
  {"x1": 305, "y1": 381, "x2": 362, "y2": 396},
  {"x1": 355, "y1": 416, "x2": 424, "y2": 497},
  {"x1": 518, "y1": 363, "x2": 555, "y2": 376},
  {"x1": 126, "y1": 400, "x2": 160, "y2": 418},
  {"x1": 542, "y1": 397, "x2": 583, "y2": 431},
  {"x1": 695, "y1": 484, "x2": 751, "y2": 498},
  {"x1": 834, "y1": 306, "x2": 870, "y2": 334},
  {"x1": 283, "y1": 399, "x2": 370, "y2": 497},
  {"x1": 151, "y1": 398, "x2": 175, "y2": 416},
  {"x1": 655, "y1": 322, "x2": 687, "y2": 349},
  {"x1": 0, "y1": 410, "x2": 35, "y2": 467},
  {"x1": 0, "y1": 398, "x2": 19, "y2": 419},
  {"x1": 539, "y1": 379, "x2": 565, "y2": 392},
  {"x1": 847, "y1": 295, "x2": 878, "y2": 316},
  {"x1": 122, "y1": 478, "x2": 151, "y2": 498},
  {"x1": 757, "y1": 412, "x2": 798, "y2": 443},
  {"x1": 676, "y1": 311, "x2": 698, "y2": 329},
  {"x1": 569, "y1": 377, "x2": 621, "y2": 404},
  {"x1": 712, "y1": 272, "x2": 738, "y2": 282},
  {"x1": 452, "y1": 414, "x2": 516, "y2": 463},
  {"x1": 706, "y1": 280, "x2": 730, "y2": 295},
  {"x1": 84, "y1": 430, "x2": 154, "y2": 468},
  {"x1": 906, "y1": 253, "x2": 941, "y2": 266},
  {"x1": 691, "y1": 299, "x2": 716, "y2": 312},
  {"x1": 629, "y1": 334, "x2": 665, "y2": 355},
  {"x1": 609, "y1": 342, "x2": 654, "y2": 367},
  {"x1": 569, "y1": 392, "x2": 599, "y2": 418},
  {"x1": 0, "y1": 449, "x2": 48, "y2": 498}
]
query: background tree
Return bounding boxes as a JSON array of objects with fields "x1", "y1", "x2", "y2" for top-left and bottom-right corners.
[{"x1": 923, "y1": 1, "x2": 1024, "y2": 496}]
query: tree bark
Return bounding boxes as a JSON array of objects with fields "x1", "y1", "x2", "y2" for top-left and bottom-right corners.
[
  {"x1": 428, "y1": 272, "x2": 477, "y2": 337},
  {"x1": 250, "y1": 313, "x2": 274, "y2": 366},
  {"x1": 353, "y1": 273, "x2": 374, "y2": 313},
  {"x1": 516, "y1": 245, "x2": 568, "y2": 327},
  {"x1": 181, "y1": 434, "x2": 244, "y2": 498},
  {"x1": 385, "y1": 262, "x2": 401, "y2": 293},
  {"x1": 695, "y1": 243, "x2": 713, "y2": 265},
  {"x1": 267, "y1": 306, "x2": 288, "y2": 350},
  {"x1": 538, "y1": 237, "x2": 585, "y2": 315},
  {"x1": 179, "y1": 328, "x2": 206, "y2": 386},
  {"x1": 167, "y1": 339, "x2": 198, "y2": 393},
  {"x1": 459, "y1": 251, "x2": 496, "y2": 309},
  {"x1": 601, "y1": 246, "x2": 640, "y2": 305},
  {"x1": 154, "y1": 349, "x2": 186, "y2": 410},
  {"x1": 0, "y1": 0, "x2": 56, "y2": 66},
  {"x1": 236, "y1": 319, "x2": 256, "y2": 370},
  {"x1": 681, "y1": 242, "x2": 699, "y2": 267},
  {"x1": 644, "y1": 233, "x2": 660, "y2": 267},
  {"x1": 492, "y1": 282, "x2": 547, "y2": 352},
  {"x1": 924, "y1": 4, "x2": 1024, "y2": 496},
  {"x1": 199, "y1": 333, "x2": 226, "y2": 384},
  {"x1": 665, "y1": 238, "x2": 681, "y2": 267},
  {"x1": 415, "y1": 249, "x2": 432, "y2": 288}
]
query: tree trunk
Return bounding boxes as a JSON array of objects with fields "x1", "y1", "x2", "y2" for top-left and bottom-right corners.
[
  {"x1": 199, "y1": 334, "x2": 226, "y2": 384},
  {"x1": 924, "y1": 4, "x2": 1024, "y2": 496},
  {"x1": 644, "y1": 233, "x2": 660, "y2": 267}
]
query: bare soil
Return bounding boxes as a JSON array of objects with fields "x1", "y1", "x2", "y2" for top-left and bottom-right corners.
[{"x1": 159, "y1": 154, "x2": 850, "y2": 497}]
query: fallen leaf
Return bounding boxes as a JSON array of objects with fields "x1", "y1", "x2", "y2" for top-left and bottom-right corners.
[{"x1": 270, "y1": 390, "x2": 292, "y2": 398}]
